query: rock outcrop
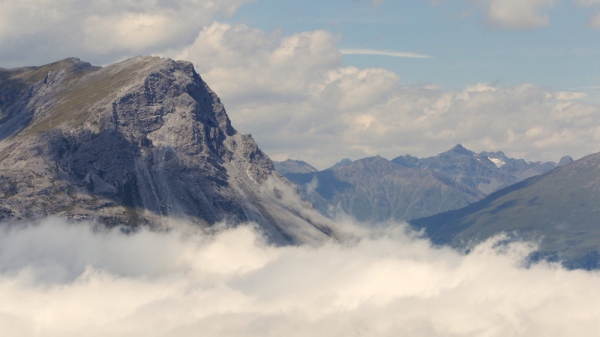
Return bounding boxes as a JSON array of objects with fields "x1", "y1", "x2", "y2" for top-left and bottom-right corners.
[{"x1": 0, "y1": 57, "x2": 335, "y2": 244}]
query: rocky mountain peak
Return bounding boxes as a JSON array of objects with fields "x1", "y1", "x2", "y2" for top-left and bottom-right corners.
[
  {"x1": 273, "y1": 159, "x2": 318, "y2": 175},
  {"x1": 448, "y1": 143, "x2": 473, "y2": 156},
  {"x1": 326, "y1": 158, "x2": 353, "y2": 170},
  {"x1": 558, "y1": 155, "x2": 574, "y2": 166},
  {"x1": 0, "y1": 57, "x2": 335, "y2": 245},
  {"x1": 391, "y1": 154, "x2": 419, "y2": 168}
]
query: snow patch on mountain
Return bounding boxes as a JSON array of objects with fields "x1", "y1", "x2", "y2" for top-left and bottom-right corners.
[{"x1": 488, "y1": 157, "x2": 506, "y2": 168}]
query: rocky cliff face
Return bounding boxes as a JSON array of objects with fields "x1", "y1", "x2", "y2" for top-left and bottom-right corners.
[{"x1": 0, "y1": 57, "x2": 334, "y2": 244}]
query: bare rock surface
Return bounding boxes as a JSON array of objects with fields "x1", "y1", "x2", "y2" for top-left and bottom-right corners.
[
  {"x1": 273, "y1": 159, "x2": 318, "y2": 175},
  {"x1": 0, "y1": 57, "x2": 335, "y2": 244}
]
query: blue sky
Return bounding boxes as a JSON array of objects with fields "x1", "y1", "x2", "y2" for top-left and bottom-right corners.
[
  {"x1": 228, "y1": 0, "x2": 599, "y2": 95},
  {"x1": 1, "y1": 0, "x2": 600, "y2": 167}
]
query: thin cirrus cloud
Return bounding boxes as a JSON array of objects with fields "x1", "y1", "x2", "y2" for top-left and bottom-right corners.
[{"x1": 340, "y1": 48, "x2": 434, "y2": 59}]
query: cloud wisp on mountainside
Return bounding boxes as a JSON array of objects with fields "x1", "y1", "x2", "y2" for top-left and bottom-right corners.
[{"x1": 1, "y1": 218, "x2": 600, "y2": 337}]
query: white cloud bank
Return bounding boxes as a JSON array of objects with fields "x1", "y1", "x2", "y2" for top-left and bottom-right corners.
[
  {"x1": 0, "y1": 0, "x2": 253, "y2": 67},
  {"x1": 172, "y1": 22, "x2": 600, "y2": 168},
  {"x1": 1, "y1": 218, "x2": 600, "y2": 337}
]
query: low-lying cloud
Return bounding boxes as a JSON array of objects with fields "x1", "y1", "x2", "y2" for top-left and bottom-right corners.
[{"x1": 1, "y1": 218, "x2": 600, "y2": 337}]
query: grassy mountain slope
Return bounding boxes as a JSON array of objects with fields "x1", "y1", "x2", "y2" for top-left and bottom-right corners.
[{"x1": 411, "y1": 152, "x2": 600, "y2": 269}]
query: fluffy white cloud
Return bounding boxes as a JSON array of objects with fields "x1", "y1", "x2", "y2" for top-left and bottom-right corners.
[
  {"x1": 0, "y1": 0, "x2": 253, "y2": 67},
  {"x1": 1, "y1": 218, "x2": 600, "y2": 337},
  {"x1": 172, "y1": 23, "x2": 600, "y2": 168},
  {"x1": 470, "y1": 0, "x2": 554, "y2": 29}
]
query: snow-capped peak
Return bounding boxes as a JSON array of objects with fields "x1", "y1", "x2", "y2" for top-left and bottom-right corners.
[{"x1": 488, "y1": 157, "x2": 505, "y2": 168}]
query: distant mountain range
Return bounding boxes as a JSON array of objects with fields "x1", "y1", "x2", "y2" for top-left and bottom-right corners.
[
  {"x1": 393, "y1": 144, "x2": 572, "y2": 195},
  {"x1": 284, "y1": 156, "x2": 484, "y2": 222},
  {"x1": 411, "y1": 152, "x2": 600, "y2": 269},
  {"x1": 277, "y1": 145, "x2": 570, "y2": 222}
]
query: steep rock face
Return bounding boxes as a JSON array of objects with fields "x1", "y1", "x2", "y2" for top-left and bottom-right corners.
[
  {"x1": 0, "y1": 57, "x2": 334, "y2": 244},
  {"x1": 285, "y1": 156, "x2": 484, "y2": 222}
]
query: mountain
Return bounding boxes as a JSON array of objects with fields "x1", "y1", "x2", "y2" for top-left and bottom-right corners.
[
  {"x1": 394, "y1": 144, "x2": 561, "y2": 195},
  {"x1": 326, "y1": 158, "x2": 353, "y2": 170},
  {"x1": 285, "y1": 156, "x2": 484, "y2": 222},
  {"x1": 0, "y1": 57, "x2": 335, "y2": 244},
  {"x1": 273, "y1": 159, "x2": 318, "y2": 175},
  {"x1": 279, "y1": 145, "x2": 565, "y2": 224},
  {"x1": 482, "y1": 150, "x2": 558, "y2": 181},
  {"x1": 410, "y1": 153, "x2": 600, "y2": 269},
  {"x1": 558, "y1": 155, "x2": 574, "y2": 166}
]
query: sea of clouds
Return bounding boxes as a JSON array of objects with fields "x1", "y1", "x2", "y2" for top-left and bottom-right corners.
[{"x1": 0, "y1": 218, "x2": 599, "y2": 337}]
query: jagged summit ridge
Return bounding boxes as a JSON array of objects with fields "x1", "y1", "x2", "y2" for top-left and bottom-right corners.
[
  {"x1": 448, "y1": 143, "x2": 474, "y2": 156},
  {"x1": 0, "y1": 56, "x2": 335, "y2": 244},
  {"x1": 394, "y1": 145, "x2": 564, "y2": 195}
]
